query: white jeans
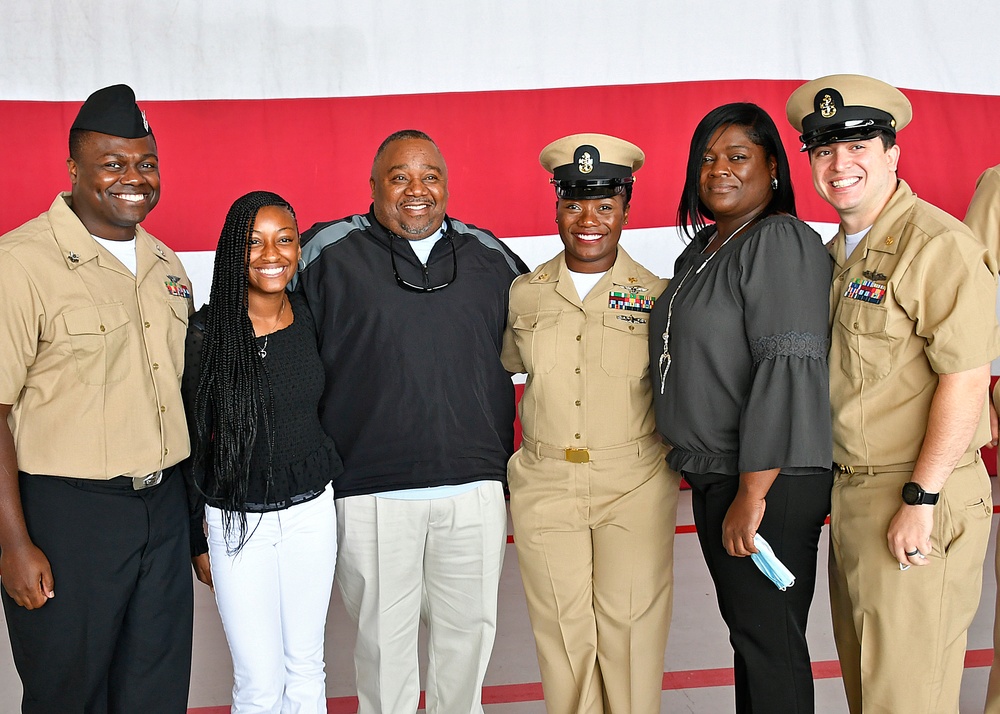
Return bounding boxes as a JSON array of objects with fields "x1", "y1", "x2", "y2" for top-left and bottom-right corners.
[
  {"x1": 335, "y1": 481, "x2": 507, "y2": 714},
  {"x1": 206, "y1": 483, "x2": 337, "y2": 714}
]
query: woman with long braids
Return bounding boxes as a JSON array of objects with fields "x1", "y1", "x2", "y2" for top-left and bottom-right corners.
[{"x1": 181, "y1": 190, "x2": 341, "y2": 713}]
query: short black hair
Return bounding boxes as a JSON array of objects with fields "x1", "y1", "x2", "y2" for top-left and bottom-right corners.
[
  {"x1": 372, "y1": 129, "x2": 438, "y2": 171},
  {"x1": 677, "y1": 103, "x2": 796, "y2": 238}
]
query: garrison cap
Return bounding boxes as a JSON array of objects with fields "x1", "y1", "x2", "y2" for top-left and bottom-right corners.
[
  {"x1": 540, "y1": 133, "x2": 644, "y2": 200},
  {"x1": 71, "y1": 84, "x2": 152, "y2": 139},
  {"x1": 786, "y1": 74, "x2": 911, "y2": 152}
]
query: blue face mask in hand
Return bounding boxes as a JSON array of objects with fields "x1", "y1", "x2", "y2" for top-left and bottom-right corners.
[{"x1": 750, "y1": 533, "x2": 795, "y2": 590}]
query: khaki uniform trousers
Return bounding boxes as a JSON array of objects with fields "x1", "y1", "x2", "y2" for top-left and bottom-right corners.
[
  {"x1": 984, "y1": 383, "x2": 1000, "y2": 714},
  {"x1": 987, "y1": 534, "x2": 1000, "y2": 714},
  {"x1": 830, "y1": 457, "x2": 992, "y2": 714},
  {"x1": 508, "y1": 439, "x2": 679, "y2": 714}
]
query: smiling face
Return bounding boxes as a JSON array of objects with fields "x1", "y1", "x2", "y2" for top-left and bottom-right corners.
[
  {"x1": 247, "y1": 205, "x2": 301, "y2": 297},
  {"x1": 808, "y1": 137, "x2": 900, "y2": 233},
  {"x1": 67, "y1": 132, "x2": 160, "y2": 241},
  {"x1": 556, "y1": 195, "x2": 629, "y2": 274},
  {"x1": 698, "y1": 124, "x2": 776, "y2": 233},
  {"x1": 370, "y1": 138, "x2": 449, "y2": 240}
]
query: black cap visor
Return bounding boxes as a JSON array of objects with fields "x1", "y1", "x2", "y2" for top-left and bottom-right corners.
[
  {"x1": 552, "y1": 178, "x2": 633, "y2": 200},
  {"x1": 799, "y1": 117, "x2": 896, "y2": 152}
]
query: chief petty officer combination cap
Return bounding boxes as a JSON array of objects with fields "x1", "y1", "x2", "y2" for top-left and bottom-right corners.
[
  {"x1": 785, "y1": 74, "x2": 912, "y2": 152},
  {"x1": 539, "y1": 133, "x2": 644, "y2": 200},
  {"x1": 71, "y1": 83, "x2": 152, "y2": 139}
]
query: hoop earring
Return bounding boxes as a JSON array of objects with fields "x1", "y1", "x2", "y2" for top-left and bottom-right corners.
[{"x1": 770, "y1": 177, "x2": 778, "y2": 191}]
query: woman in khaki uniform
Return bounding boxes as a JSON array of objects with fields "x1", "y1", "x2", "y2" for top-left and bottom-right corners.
[{"x1": 501, "y1": 134, "x2": 679, "y2": 714}]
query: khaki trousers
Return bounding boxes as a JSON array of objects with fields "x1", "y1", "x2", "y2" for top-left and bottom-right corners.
[
  {"x1": 508, "y1": 442, "x2": 679, "y2": 714},
  {"x1": 829, "y1": 458, "x2": 992, "y2": 714},
  {"x1": 985, "y1": 525, "x2": 1000, "y2": 714},
  {"x1": 335, "y1": 482, "x2": 507, "y2": 714}
]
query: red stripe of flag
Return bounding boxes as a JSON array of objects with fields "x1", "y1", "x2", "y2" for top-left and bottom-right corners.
[{"x1": 4, "y1": 81, "x2": 1000, "y2": 247}]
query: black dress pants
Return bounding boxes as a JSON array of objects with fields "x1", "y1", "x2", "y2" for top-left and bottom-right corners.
[
  {"x1": 2, "y1": 468, "x2": 193, "y2": 714},
  {"x1": 685, "y1": 469, "x2": 833, "y2": 714}
]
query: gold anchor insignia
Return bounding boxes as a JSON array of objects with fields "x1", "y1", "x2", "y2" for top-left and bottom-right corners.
[
  {"x1": 820, "y1": 94, "x2": 836, "y2": 118},
  {"x1": 578, "y1": 152, "x2": 594, "y2": 174},
  {"x1": 628, "y1": 277, "x2": 638, "y2": 284},
  {"x1": 538, "y1": 273, "x2": 549, "y2": 280}
]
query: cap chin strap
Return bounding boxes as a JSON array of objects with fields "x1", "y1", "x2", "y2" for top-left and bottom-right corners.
[{"x1": 799, "y1": 119, "x2": 896, "y2": 152}]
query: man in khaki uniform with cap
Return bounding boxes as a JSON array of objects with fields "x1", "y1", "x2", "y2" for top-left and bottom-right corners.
[
  {"x1": 501, "y1": 133, "x2": 679, "y2": 713},
  {"x1": 964, "y1": 163, "x2": 1000, "y2": 714},
  {"x1": 787, "y1": 74, "x2": 1000, "y2": 713},
  {"x1": 0, "y1": 85, "x2": 194, "y2": 712}
]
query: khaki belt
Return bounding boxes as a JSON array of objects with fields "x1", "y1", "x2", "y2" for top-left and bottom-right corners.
[
  {"x1": 835, "y1": 450, "x2": 979, "y2": 476},
  {"x1": 521, "y1": 434, "x2": 660, "y2": 464}
]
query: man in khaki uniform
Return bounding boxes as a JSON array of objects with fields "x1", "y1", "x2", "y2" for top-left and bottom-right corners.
[
  {"x1": 0, "y1": 85, "x2": 194, "y2": 713},
  {"x1": 501, "y1": 134, "x2": 679, "y2": 713},
  {"x1": 964, "y1": 164, "x2": 1000, "y2": 714},
  {"x1": 787, "y1": 75, "x2": 1000, "y2": 713}
]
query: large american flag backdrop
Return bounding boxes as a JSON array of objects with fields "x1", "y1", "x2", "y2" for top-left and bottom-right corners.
[{"x1": 3, "y1": 2, "x2": 1000, "y2": 461}]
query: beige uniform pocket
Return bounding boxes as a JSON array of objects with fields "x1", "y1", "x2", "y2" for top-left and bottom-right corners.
[
  {"x1": 510, "y1": 310, "x2": 560, "y2": 375},
  {"x1": 837, "y1": 301, "x2": 890, "y2": 379},
  {"x1": 601, "y1": 314, "x2": 649, "y2": 378},
  {"x1": 63, "y1": 303, "x2": 131, "y2": 385},
  {"x1": 165, "y1": 298, "x2": 190, "y2": 376}
]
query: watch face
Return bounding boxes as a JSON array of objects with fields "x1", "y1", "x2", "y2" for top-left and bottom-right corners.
[{"x1": 901, "y1": 482, "x2": 921, "y2": 505}]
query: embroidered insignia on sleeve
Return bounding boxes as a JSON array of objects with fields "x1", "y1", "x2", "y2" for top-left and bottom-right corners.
[
  {"x1": 609, "y1": 290, "x2": 655, "y2": 313},
  {"x1": 165, "y1": 275, "x2": 192, "y2": 299},
  {"x1": 845, "y1": 278, "x2": 886, "y2": 304}
]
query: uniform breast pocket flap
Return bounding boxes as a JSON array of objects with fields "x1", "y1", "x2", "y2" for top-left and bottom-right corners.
[
  {"x1": 837, "y1": 301, "x2": 890, "y2": 379},
  {"x1": 63, "y1": 303, "x2": 131, "y2": 385},
  {"x1": 601, "y1": 313, "x2": 649, "y2": 378},
  {"x1": 511, "y1": 310, "x2": 560, "y2": 374}
]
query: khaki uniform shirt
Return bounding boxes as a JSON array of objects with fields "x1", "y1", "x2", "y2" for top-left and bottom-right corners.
[
  {"x1": 965, "y1": 165, "x2": 1000, "y2": 267},
  {"x1": 501, "y1": 249, "x2": 666, "y2": 449},
  {"x1": 0, "y1": 194, "x2": 193, "y2": 479},
  {"x1": 963, "y1": 165, "x2": 1000, "y2": 419},
  {"x1": 829, "y1": 180, "x2": 1000, "y2": 467}
]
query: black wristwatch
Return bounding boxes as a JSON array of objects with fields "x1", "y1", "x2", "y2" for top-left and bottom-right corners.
[{"x1": 901, "y1": 481, "x2": 939, "y2": 506}]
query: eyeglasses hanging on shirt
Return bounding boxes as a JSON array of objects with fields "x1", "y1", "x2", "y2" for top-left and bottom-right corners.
[{"x1": 389, "y1": 232, "x2": 457, "y2": 293}]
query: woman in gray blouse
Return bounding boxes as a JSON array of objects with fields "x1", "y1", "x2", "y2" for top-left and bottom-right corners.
[{"x1": 649, "y1": 103, "x2": 833, "y2": 714}]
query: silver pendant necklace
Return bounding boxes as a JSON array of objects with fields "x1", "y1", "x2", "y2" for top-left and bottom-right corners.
[
  {"x1": 257, "y1": 295, "x2": 286, "y2": 359},
  {"x1": 657, "y1": 216, "x2": 759, "y2": 394}
]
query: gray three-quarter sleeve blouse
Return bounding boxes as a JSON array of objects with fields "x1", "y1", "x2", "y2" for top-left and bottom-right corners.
[{"x1": 649, "y1": 214, "x2": 833, "y2": 477}]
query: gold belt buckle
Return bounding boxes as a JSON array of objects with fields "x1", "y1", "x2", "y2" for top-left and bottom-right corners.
[
  {"x1": 835, "y1": 463, "x2": 855, "y2": 475},
  {"x1": 132, "y1": 470, "x2": 163, "y2": 490},
  {"x1": 565, "y1": 448, "x2": 590, "y2": 464}
]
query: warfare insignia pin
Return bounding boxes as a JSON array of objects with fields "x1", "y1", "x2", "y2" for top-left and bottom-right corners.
[
  {"x1": 862, "y1": 270, "x2": 888, "y2": 282},
  {"x1": 617, "y1": 314, "x2": 647, "y2": 324},
  {"x1": 614, "y1": 281, "x2": 647, "y2": 293},
  {"x1": 820, "y1": 94, "x2": 836, "y2": 118},
  {"x1": 67, "y1": 251, "x2": 80, "y2": 263},
  {"x1": 579, "y1": 152, "x2": 594, "y2": 174},
  {"x1": 164, "y1": 275, "x2": 192, "y2": 299},
  {"x1": 609, "y1": 290, "x2": 655, "y2": 313},
  {"x1": 845, "y1": 278, "x2": 886, "y2": 304}
]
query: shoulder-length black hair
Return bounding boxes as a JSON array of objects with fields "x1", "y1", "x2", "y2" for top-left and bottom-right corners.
[
  {"x1": 676, "y1": 102, "x2": 796, "y2": 238},
  {"x1": 194, "y1": 190, "x2": 296, "y2": 550}
]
